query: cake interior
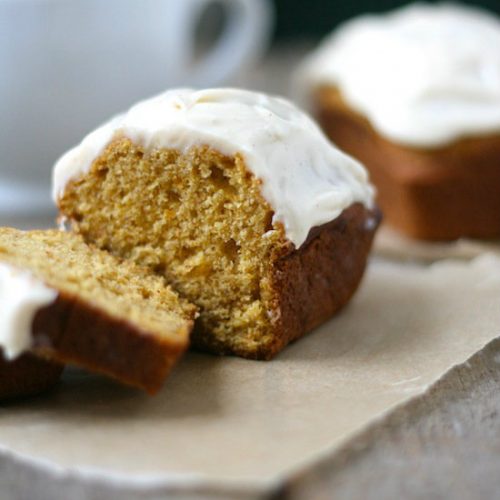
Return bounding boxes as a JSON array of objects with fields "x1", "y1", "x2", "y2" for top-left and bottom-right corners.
[
  {"x1": 0, "y1": 228, "x2": 195, "y2": 343},
  {"x1": 58, "y1": 138, "x2": 291, "y2": 357}
]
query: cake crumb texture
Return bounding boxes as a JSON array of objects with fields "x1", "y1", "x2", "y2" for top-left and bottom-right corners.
[
  {"x1": 58, "y1": 138, "x2": 379, "y2": 358},
  {"x1": 59, "y1": 139, "x2": 286, "y2": 357},
  {"x1": 0, "y1": 227, "x2": 196, "y2": 393}
]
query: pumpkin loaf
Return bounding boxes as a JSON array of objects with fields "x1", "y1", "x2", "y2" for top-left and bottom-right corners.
[
  {"x1": 0, "y1": 228, "x2": 196, "y2": 395},
  {"x1": 53, "y1": 88, "x2": 379, "y2": 360},
  {"x1": 296, "y1": 3, "x2": 500, "y2": 241}
]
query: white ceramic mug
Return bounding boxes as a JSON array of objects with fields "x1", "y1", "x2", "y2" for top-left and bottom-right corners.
[{"x1": 0, "y1": 0, "x2": 273, "y2": 215}]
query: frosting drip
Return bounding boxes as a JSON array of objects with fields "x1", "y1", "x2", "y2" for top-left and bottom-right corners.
[
  {"x1": 296, "y1": 3, "x2": 500, "y2": 147},
  {"x1": 52, "y1": 88, "x2": 374, "y2": 248},
  {"x1": 0, "y1": 263, "x2": 58, "y2": 360}
]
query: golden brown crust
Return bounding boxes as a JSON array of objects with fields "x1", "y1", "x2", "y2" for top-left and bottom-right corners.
[
  {"x1": 0, "y1": 352, "x2": 63, "y2": 401},
  {"x1": 191, "y1": 203, "x2": 380, "y2": 359},
  {"x1": 32, "y1": 293, "x2": 192, "y2": 394},
  {"x1": 314, "y1": 85, "x2": 500, "y2": 241}
]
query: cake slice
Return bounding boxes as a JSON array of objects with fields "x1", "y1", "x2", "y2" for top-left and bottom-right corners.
[
  {"x1": 53, "y1": 88, "x2": 379, "y2": 360},
  {"x1": 0, "y1": 228, "x2": 196, "y2": 394}
]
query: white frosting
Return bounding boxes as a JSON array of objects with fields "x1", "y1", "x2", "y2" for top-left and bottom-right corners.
[
  {"x1": 296, "y1": 3, "x2": 500, "y2": 147},
  {"x1": 52, "y1": 88, "x2": 374, "y2": 248},
  {"x1": 0, "y1": 263, "x2": 58, "y2": 360}
]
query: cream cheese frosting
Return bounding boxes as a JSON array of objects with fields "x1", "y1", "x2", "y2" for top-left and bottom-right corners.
[
  {"x1": 52, "y1": 88, "x2": 374, "y2": 248},
  {"x1": 296, "y1": 3, "x2": 500, "y2": 147},
  {"x1": 0, "y1": 263, "x2": 58, "y2": 360}
]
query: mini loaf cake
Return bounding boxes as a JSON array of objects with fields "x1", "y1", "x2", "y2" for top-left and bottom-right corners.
[
  {"x1": 0, "y1": 228, "x2": 196, "y2": 394},
  {"x1": 53, "y1": 88, "x2": 379, "y2": 360},
  {"x1": 296, "y1": 3, "x2": 500, "y2": 241}
]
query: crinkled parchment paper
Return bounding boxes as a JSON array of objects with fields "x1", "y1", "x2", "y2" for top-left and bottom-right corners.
[{"x1": 1, "y1": 255, "x2": 500, "y2": 498}]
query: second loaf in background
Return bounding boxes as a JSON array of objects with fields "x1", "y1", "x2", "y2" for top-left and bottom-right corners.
[{"x1": 296, "y1": 3, "x2": 500, "y2": 241}]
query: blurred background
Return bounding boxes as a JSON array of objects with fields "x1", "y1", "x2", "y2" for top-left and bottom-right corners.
[
  {"x1": 0, "y1": 0, "x2": 499, "y2": 227},
  {"x1": 272, "y1": 0, "x2": 499, "y2": 39},
  {"x1": 247, "y1": 0, "x2": 500, "y2": 82}
]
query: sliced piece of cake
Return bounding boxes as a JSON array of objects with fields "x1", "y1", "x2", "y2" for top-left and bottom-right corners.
[
  {"x1": 53, "y1": 88, "x2": 379, "y2": 360},
  {"x1": 0, "y1": 228, "x2": 196, "y2": 394}
]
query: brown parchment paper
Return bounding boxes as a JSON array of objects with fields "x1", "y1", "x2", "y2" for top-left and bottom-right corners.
[
  {"x1": 375, "y1": 225, "x2": 500, "y2": 262},
  {"x1": 1, "y1": 255, "x2": 500, "y2": 496}
]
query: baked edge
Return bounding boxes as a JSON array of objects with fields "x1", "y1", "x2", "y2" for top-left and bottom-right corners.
[
  {"x1": 32, "y1": 293, "x2": 193, "y2": 394},
  {"x1": 191, "y1": 203, "x2": 381, "y2": 359}
]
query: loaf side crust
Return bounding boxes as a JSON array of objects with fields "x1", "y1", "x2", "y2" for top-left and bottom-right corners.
[
  {"x1": 32, "y1": 293, "x2": 193, "y2": 394},
  {"x1": 314, "y1": 85, "x2": 500, "y2": 241},
  {"x1": 191, "y1": 203, "x2": 380, "y2": 359}
]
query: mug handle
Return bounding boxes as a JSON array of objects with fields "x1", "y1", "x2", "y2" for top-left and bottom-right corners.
[{"x1": 187, "y1": 0, "x2": 274, "y2": 86}]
